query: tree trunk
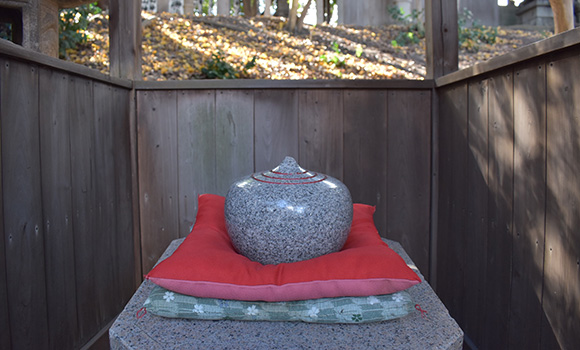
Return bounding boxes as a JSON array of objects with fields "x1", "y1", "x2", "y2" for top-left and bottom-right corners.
[
  {"x1": 275, "y1": 0, "x2": 289, "y2": 17},
  {"x1": 549, "y1": 0, "x2": 575, "y2": 34},
  {"x1": 263, "y1": 0, "x2": 272, "y2": 16},
  {"x1": 287, "y1": 0, "x2": 299, "y2": 31},
  {"x1": 244, "y1": 0, "x2": 258, "y2": 17},
  {"x1": 217, "y1": 0, "x2": 229, "y2": 15},
  {"x1": 296, "y1": 0, "x2": 313, "y2": 31}
]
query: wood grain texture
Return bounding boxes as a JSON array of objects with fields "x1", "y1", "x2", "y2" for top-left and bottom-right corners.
[
  {"x1": 177, "y1": 90, "x2": 216, "y2": 237},
  {"x1": 93, "y1": 82, "x2": 121, "y2": 326},
  {"x1": 1, "y1": 59, "x2": 49, "y2": 349},
  {"x1": 137, "y1": 90, "x2": 179, "y2": 274},
  {"x1": 510, "y1": 61, "x2": 546, "y2": 350},
  {"x1": 436, "y1": 83, "x2": 468, "y2": 327},
  {"x1": 215, "y1": 90, "x2": 254, "y2": 195},
  {"x1": 110, "y1": 86, "x2": 136, "y2": 310},
  {"x1": 39, "y1": 68, "x2": 78, "y2": 349},
  {"x1": 128, "y1": 89, "x2": 143, "y2": 289},
  {"x1": 0, "y1": 59, "x2": 11, "y2": 350},
  {"x1": 69, "y1": 76, "x2": 99, "y2": 345},
  {"x1": 463, "y1": 78, "x2": 489, "y2": 347},
  {"x1": 386, "y1": 89, "x2": 431, "y2": 277},
  {"x1": 343, "y1": 89, "x2": 388, "y2": 235},
  {"x1": 254, "y1": 89, "x2": 299, "y2": 171},
  {"x1": 298, "y1": 89, "x2": 343, "y2": 180},
  {"x1": 484, "y1": 70, "x2": 514, "y2": 349},
  {"x1": 109, "y1": 0, "x2": 142, "y2": 80},
  {"x1": 425, "y1": 0, "x2": 458, "y2": 78},
  {"x1": 544, "y1": 53, "x2": 580, "y2": 350}
]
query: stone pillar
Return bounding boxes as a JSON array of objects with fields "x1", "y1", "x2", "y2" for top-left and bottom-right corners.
[
  {"x1": 316, "y1": 0, "x2": 323, "y2": 23},
  {"x1": 183, "y1": 0, "x2": 192, "y2": 13},
  {"x1": 38, "y1": 0, "x2": 59, "y2": 56},
  {"x1": 3, "y1": 0, "x2": 60, "y2": 57},
  {"x1": 217, "y1": 0, "x2": 228, "y2": 15}
]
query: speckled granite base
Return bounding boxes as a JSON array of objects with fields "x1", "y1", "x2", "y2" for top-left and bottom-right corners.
[
  {"x1": 110, "y1": 239, "x2": 464, "y2": 350},
  {"x1": 225, "y1": 157, "x2": 353, "y2": 265}
]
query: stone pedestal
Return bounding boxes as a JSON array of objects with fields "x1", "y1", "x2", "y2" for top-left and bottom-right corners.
[
  {"x1": 110, "y1": 238, "x2": 464, "y2": 350},
  {"x1": 517, "y1": 0, "x2": 555, "y2": 27}
]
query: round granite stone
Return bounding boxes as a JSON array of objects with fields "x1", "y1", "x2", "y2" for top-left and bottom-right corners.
[{"x1": 224, "y1": 156, "x2": 353, "y2": 265}]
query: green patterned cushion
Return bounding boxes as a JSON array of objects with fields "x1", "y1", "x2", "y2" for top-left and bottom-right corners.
[{"x1": 144, "y1": 285, "x2": 414, "y2": 324}]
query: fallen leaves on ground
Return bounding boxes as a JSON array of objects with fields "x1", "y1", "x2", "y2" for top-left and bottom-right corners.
[{"x1": 63, "y1": 11, "x2": 550, "y2": 80}]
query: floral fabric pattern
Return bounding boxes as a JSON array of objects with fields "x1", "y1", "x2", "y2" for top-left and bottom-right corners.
[{"x1": 144, "y1": 285, "x2": 414, "y2": 324}]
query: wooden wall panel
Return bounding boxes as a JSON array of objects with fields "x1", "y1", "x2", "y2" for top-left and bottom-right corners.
[
  {"x1": 298, "y1": 89, "x2": 344, "y2": 180},
  {"x1": 254, "y1": 90, "x2": 299, "y2": 171},
  {"x1": 215, "y1": 90, "x2": 254, "y2": 195},
  {"x1": 0, "y1": 62, "x2": 9, "y2": 350},
  {"x1": 544, "y1": 53, "x2": 580, "y2": 350},
  {"x1": 463, "y1": 78, "x2": 489, "y2": 347},
  {"x1": 93, "y1": 82, "x2": 122, "y2": 325},
  {"x1": 138, "y1": 90, "x2": 179, "y2": 274},
  {"x1": 343, "y1": 90, "x2": 388, "y2": 235},
  {"x1": 177, "y1": 90, "x2": 216, "y2": 236},
  {"x1": 510, "y1": 62, "x2": 546, "y2": 350},
  {"x1": 386, "y1": 89, "x2": 431, "y2": 276},
  {"x1": 111, "y1": 86, "x2": 136, "y2": 310},
  {"x1": 69, "y1": 76, "x2": 100, "y2": 345},
  {"x1": 483, "y1": 70, "x2": 514, "y2": 349},
  {"x1": 39, "y1": 69, "x2": 78, "y2": 349},
  {"x1": 436, "y1": 84, "x2": 468, "y2": 327},
  {"x1": 1, "y1": 59, "x2": 49, "y2": 349}
]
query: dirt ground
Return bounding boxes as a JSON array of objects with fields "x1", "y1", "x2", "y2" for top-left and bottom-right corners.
[{"x1": 63, "y1": 12, "x2": 551, "y2": 80}]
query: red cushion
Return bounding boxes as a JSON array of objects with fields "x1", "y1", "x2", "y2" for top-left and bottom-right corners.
[{"x1": 146, "y1": 194, "x2": 421, "y2": 302}]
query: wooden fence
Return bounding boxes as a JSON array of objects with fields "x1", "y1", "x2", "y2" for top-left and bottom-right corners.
[
  {"x1": 2, "y1": 26, "x2": 580, "y2": 350},
  {"x1": 0, "y1": 43, "x2": 136, "y2": 350},
  {"x1": 436, "y1": 29, "x2": 580, "y2": 349},
  {"x1": 135, "y1": 81, "x2": 434, "y2": 277}
]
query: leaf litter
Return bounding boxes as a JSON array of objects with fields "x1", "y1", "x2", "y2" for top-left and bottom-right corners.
[{"x1": 63, "y1": 11, "x2": 550, "y2": 80}]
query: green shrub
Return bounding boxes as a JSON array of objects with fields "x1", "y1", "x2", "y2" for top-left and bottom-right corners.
[
  {"x1": 59, "y1": 2, "x2": 102, "y2": 58},
  {"x1": 458, "y1": 8, "x2": 498, "y2": 52},
  {"x1": 320, "y1": 41, "x2": 346, "y2": 67},
  {"x1": 200, "y1": 51, "x2": 257, "y2": 79},
  {"x1": 388, "y1": 6, "x2": 424, "y2": 47}
]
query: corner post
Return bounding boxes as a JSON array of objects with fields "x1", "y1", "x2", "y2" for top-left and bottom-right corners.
[
  {"x1": 109, "y1": 0, "x2": 142, "y2": 80},
  {"x1": 425, "y1": 0, "x2": 458, "y2": 79}
]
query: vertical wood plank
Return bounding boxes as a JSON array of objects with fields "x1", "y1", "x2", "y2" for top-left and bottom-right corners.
[
  {"x1": 93, "y1": 82, "x2": 120, "y2": 325},
  {"x1": 216, "y1": 90, "x2": 254, "y2": 195},
  {"x1": 177, "y1": 90, "x2": 216, "y2": 237},
  {"x1": 254, "y1": 89, "x2": 298, "y2": 171},
  {"x1": 39, "y1": 68, "x2": 78, "y2": 350},
  {"x1": 69, "y1": 76, "x2": 99, "y2": 345},
  {"x1": 436, "y1": 83, "x2": 468, "y2": 327},
  {"x1": 544, "y1": 53, "x2": 580, "y2": 350},
  {"x1": 343, "y1": 89, "x2": 388, "y2": 235},
  {"x1": 386, "y1": 89, "x2": 431, "y2": 277},
  {"x1": 510, "y1": 62, "x2": 546, "y2": 350},
  {"x1": 464, "y1": 78, "x2": 489, "y2": 346},
  {"x1": 138, "y1": 90, "x2": 179, "y2": 274},
  {"x1": 1, "y1": 59, "x2": 49, "y2": 349},
  {"x1": 0, "y1": 59, "x2": 11, "y2": 350},
  {"x1": 128, "y1": 88, "x2": 143, "y2": 289},
  {"x1": 484, "y1": 70, "x2": 514, "y2": 349},
  {"x1": 111, "y1": 86, "x2": 136, "y2": 309},
  {"x1": 298, "y1": 89, "x2": 344, "y2": 181}
]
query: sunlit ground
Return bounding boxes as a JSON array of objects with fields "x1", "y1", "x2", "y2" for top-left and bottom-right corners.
[{"x1": 64, "y1": 11, "x2": 548, "y2": 80}]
